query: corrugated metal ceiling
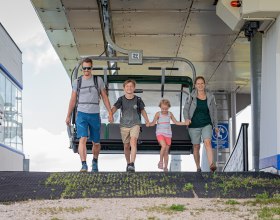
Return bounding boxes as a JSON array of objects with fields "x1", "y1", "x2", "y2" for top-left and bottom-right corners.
[{"x1": 31, "y1": 0, "x2": 250, "y2": 93}]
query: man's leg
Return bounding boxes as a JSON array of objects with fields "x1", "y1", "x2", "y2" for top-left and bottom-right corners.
[
  {"x1": 88, "y1": 113, "x2": 101, "y2": 172},
  {"x1": 76, "y1": 112, "x2": 89, "y2": 171},
  {"x1": 78, "y1": 137, "x2": 88, "y2": 172},
  {"x1": 91, "y1": 142, "x2": 100, "y2": 172},
  {"x1": 92, "y1": 142, "x2": 101, "y2": 159}
]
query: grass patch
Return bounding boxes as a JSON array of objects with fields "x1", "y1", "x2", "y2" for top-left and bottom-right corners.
[
  {"x1": 245, "y1": 193, "x2": 280, "y2": 206},
  {"x1": 45, "y1": 173, "x2": 182, "y2": 198},
  {"x1": 184, "y1": 183, "x2": 194, "y2": 191},
  {"x1": 39, "y1": 206, "x2": 88, "y2": 215},
  {"x1": 256, "y1": 192, "x2": 269, "y2": 199},
  {"x1": 225, "y1": 199, "x2": 240, "y2": 205},
  {"x1": 169, "y1": 204, "x2": 186, "y2": 212},
  {"x1": 143, "y1": 204, "x2": 186, "y2": 215},
  {"x1": 202, "y1": 173, "x2": 280, "y2": 195},
  {"x1": 258, "y1": 207, "x2": 280, "y2": 219}
]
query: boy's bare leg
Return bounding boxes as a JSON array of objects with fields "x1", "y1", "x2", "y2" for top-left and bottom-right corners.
[
  {"x1": 124, "y1": 143, "x2": 131, "y2": 164},
  {"x1": 130, "y1": 137, "x2": 137, "y2": 163}
]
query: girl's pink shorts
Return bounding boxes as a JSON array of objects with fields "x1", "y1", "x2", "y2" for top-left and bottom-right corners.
[{"x1": 156, "y1": 135, "x2": 171, "y2": 146}]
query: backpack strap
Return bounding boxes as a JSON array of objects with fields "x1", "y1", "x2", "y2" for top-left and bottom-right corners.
[
  {"x1": 76, "y1": 75, "x2": 83, "y2": 107},
  {"x1": 136, "y1": 96, "x2": 142, "y2": 121},
  {"x1": 93, "y1": 75, "x2": 101, "y2": 97}
]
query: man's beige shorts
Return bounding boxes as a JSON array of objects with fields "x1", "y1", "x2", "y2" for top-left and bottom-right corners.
[{"x1": 120, "y1": 125, "x2": 140, "y2": 144}]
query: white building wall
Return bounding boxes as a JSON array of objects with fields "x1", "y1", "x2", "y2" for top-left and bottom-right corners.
[
  {"x1": 0, "y1": 23, "x2": 22, "y2": 86},
  {"x1": 260, "y1": 15, "x2": 280, "y2": 171},
  {"x1": 0, "y1": 146, "x2": 24, "y2": 171}
]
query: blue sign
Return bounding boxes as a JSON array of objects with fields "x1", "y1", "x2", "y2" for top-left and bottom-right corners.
[{"x1": 211, "y1": 123, "x2": 229, "y2": 149}]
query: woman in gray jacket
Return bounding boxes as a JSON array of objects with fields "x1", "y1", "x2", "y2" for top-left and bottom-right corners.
[{"x1": 183, "y1": 76, "x2": 218, "y2": 172}]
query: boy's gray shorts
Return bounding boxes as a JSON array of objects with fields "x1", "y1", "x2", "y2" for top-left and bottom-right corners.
[{"x1": 188, "y1": 124, "x2": 213, "y2": 145}]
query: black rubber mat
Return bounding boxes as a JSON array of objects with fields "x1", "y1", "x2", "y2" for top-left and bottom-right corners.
[{"x1": 0, "y1": 171, "x2": 279, "y2": 202}]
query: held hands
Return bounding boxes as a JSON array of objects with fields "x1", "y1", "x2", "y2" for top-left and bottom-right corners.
[
  {"x1": 108, "y1": 112, "x2": 114, "y2": 123},
  {"x1": 185, "y1": 119, "x2": 191, "y2": 126},
  {"x1": 145, "y1": 121, "x2": 150, "y2": 127}
]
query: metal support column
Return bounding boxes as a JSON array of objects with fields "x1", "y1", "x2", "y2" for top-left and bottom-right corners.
[{"x1": 250, "y1": 32, "x2": 262, "y2": 171}]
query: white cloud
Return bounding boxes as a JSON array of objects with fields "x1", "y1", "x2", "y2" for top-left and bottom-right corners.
[{"x1": 21, "y1": 33, "x2": 59, "y2": 76}]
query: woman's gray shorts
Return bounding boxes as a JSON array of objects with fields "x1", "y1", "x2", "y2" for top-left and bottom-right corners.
[{"x1": 188, "y1": 124, "x2": 213, "y2": 145}]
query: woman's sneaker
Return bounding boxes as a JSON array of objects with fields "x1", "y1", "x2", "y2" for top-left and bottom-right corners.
[{"x1": 80, "y1": 164, "x2": 88, "y2": 172}]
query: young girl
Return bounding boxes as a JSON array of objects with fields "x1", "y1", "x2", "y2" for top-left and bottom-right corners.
[{"x1": 150, "y1": 99, "x2": 187, "y2": 171}]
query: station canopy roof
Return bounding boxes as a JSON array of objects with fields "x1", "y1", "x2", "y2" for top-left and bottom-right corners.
[{"x1": 31, "y1": 0, "x2": 250, "y2": 93}]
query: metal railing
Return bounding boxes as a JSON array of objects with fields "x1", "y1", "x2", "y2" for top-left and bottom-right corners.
[{"x1": 223, "y1": 123, "x2": 249, "y2": 172}]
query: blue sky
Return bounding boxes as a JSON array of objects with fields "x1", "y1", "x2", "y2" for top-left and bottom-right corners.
[{"x1": 0, "y1": 0, "x2": 205, "y2": 172}]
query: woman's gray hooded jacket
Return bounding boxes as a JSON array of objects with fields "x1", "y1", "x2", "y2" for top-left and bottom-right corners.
[{"x1": 183, "y1": 89, "x2": 218, "y2": 128}]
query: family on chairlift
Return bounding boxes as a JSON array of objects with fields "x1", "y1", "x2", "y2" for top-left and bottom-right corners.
[{"x1": 66, "y1": 58, "x2": 218, "y2": 173}]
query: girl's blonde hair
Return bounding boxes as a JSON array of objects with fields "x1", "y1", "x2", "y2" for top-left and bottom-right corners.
[{"x1": 159, "y1": 99, "x2": 171, "y2": 108}]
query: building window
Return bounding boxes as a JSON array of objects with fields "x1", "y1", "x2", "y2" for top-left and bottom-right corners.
[{"x1": 0, "y1": 70, "x2": 23, "y2": 152}]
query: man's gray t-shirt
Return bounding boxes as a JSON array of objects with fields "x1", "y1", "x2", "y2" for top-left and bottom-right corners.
[
  {"x1": 72, "y1": 76, "x2": 104, "y2": 114},
  {"x1": 114, "y1": 95, "x2": 145, "y2": 128}
]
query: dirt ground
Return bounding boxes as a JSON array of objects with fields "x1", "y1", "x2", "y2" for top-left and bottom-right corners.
[{"x1": 0, "y1": 197, "x2": 276, "y2": 220}]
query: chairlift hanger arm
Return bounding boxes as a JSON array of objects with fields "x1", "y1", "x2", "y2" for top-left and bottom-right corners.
[{"x1": 73, "y1": 56, "x2": 196, "y2": 83}]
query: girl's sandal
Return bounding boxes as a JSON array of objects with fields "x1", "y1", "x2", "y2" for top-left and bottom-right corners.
[{"x1": 158, "y1": 161, "x2": 163, "y2": 169}]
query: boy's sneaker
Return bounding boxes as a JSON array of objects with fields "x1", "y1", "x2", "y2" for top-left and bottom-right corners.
[
  {"x1": 80, "y1": 164, "x2": 88, "y2": 172},
  {"x1": 127, "y1": 163, "x2": 135, "y2": 172},
  {"x1": 92, "y1": 160, "x2": 98, "y2": 172}
]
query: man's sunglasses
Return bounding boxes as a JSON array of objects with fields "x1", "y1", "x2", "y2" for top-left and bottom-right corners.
[{"x1": 82, "y1": 66, "x2": 92, "y2": 70}]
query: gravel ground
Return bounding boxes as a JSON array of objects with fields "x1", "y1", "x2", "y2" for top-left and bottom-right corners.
[{"x1": 0, "y1": 198, "x2": 268, "y2": 220}]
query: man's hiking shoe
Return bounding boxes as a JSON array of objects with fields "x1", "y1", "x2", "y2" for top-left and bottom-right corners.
[
  {"x1": 210, "y1": 163, "x2": 217, "y2": 173},
  {"x1": 80, "y1": 164, "x2": 88, "y2": 172},
  {"x1": 127, "y1": 163, "x2": 135, "y2": 172},
  {"x1": 92, "y1": 160, "x2": 98, "y2": 172}
]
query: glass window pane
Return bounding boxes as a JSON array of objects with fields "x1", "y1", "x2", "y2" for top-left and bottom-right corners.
[
  {"x1": 4, "y1": 78, "x2": 12, "y2": 146},
  {"x1": 0, "y1": 72, "x2": 5, "y2": 143}
]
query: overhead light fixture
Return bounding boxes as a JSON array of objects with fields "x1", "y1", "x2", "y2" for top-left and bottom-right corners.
[{"x1": 230, "y1": 1, "x2": 241, "y2": 7}]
